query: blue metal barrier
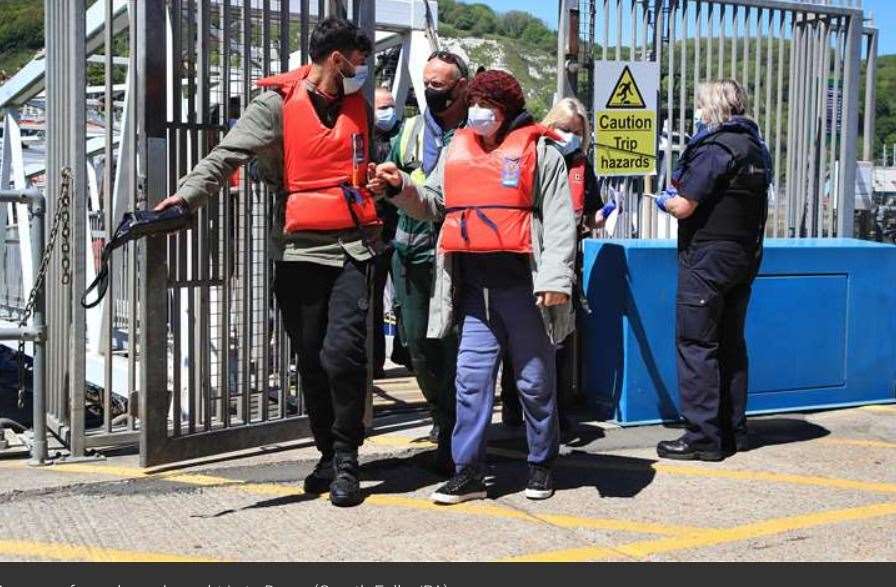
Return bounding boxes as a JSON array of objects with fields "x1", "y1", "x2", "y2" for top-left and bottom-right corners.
[{"x1": 581, "y1": 238, "x2": 896, "y2": 425}]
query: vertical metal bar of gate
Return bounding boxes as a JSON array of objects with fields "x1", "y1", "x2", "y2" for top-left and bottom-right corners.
[
  {"x1": 69, "y1": 0, "x2": 88, "y2": 459},
  {"x1": 138, "y1": 0, "x2": 169, "y2": 468},
  {"x1": 837, "y1": 10, "x2": 861, "y2": 238}
]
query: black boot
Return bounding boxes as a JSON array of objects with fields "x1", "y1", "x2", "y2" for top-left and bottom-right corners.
[
  {"x1": 303, "y1": 454, "x2": 334, "y2": 494},
  {"x1": 329, "y1": 451, "x2": 364, "y2": 507}
]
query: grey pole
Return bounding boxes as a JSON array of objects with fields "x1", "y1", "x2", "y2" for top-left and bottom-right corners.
[
  {"x1": 29, "y1": 196, "x2": 48, "y2": 466},
  {"x1": 838, "y1": 10, "x2": 862, "y2": 238},
  {"x1": 862, "y1": 27, "x2": 878, "y2": 162},
  {"x1": 556, "y1": 0, "x2": 572, "y2": 102}
]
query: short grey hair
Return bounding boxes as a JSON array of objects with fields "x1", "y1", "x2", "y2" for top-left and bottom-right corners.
[{"x1": 696, "y1": 79, "x2": 749, "y2": 127}]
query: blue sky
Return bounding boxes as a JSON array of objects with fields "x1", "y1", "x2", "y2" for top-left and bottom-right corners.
[{"x1": 478, "y1": 0, "x2": 896, "y2": 55}]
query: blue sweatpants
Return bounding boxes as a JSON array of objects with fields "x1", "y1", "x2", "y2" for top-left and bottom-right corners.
[{"x1": 452, "y1": 283, "x2": 560, "y2": 472}]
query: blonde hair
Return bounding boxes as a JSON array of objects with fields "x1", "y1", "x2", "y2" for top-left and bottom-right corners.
[
  {"x1": 696, "y1": 79, "x2": 750, "y2": 127},
  {"x1": 543, "y1": 97, "x2": 591, "y2": 153}
]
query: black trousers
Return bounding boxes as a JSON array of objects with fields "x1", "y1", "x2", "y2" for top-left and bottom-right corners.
[
  {"x1": 274, "y1": 259, "x2": 371, "y2": 456},
  {"x1": 676, "y1": 241, "x2": 760, "y2": 448}
]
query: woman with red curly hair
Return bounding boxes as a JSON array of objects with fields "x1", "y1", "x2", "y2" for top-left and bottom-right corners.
[{"x1": 370, "y1": 70, "x2": 578, "y2": 504}]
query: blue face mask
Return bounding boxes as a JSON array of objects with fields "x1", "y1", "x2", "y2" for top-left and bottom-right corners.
[
  {"x1": 693, "y1": 109, "x2": 708, "y2": 136},
  {"x1": 375, "y1": 107, "x2": 398, "y2": 131},
  {"x1": 554, "y1": 130, "x2": 582, "y2": 156}
]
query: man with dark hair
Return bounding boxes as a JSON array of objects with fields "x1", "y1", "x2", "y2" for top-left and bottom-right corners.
[{"x1": 154, "y1": 17, "x2": 376, "y2": 508}]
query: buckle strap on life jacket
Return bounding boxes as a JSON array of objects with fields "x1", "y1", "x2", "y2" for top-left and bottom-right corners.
[{"x1": 445, "y1": 204, "x2": 532, "y2": 244}]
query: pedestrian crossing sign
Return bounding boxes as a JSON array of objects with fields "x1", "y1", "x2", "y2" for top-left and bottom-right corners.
[{"x1": 605, "y1": 66, "x2": 646, "y2": 109}]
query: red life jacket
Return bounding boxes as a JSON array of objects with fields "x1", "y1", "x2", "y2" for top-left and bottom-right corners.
[
  {"x1": 568, "y1": 157, "x2": 586, "y2": 219},
  {"x1": 441, "y1": 124, "x2": 557, "y2": 254},
  {"x1": 256, "y1": 66, "x2": 380, "y2": 233}
]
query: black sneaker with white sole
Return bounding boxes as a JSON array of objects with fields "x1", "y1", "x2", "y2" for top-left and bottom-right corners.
[
  {"x1": 431, "y1": 466, "x2": 487, "y2": 505},
  {"x1": 525, "y1": 464, "x2": 554, "y2": 500}
]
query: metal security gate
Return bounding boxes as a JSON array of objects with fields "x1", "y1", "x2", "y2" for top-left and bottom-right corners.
[
  {"x1": 25, "y1": 0, "x2": 433, "y2": 467},
  {"x1": 135, "y1": 0, "x2": 437, "y2": 467},
  {"x1": 137, "y1": 1, "x2": 370, "y2": 467},
  {"x1": 561, "y1": 0, "x2": 874, "y2": 240}
]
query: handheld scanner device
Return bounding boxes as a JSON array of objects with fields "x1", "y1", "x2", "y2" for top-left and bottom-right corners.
[{"x1": 81, "y1": 203, "x2": 192, "y2": 308}]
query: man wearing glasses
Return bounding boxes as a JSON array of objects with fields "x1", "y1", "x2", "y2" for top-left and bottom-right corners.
[{"x1": 387, "y1": 51, "x2": 470, "y2": 476}]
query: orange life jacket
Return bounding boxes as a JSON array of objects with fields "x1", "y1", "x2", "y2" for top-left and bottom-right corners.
[
  {"x1": 441, "y1": 124, "x2": 557, "y2": 254},
  {"x1": 256, "y1": 66, "x2": 380, "y2": 233},
  {"x1": 568, "y1": 157, "x2": 586, "y2": 219}
]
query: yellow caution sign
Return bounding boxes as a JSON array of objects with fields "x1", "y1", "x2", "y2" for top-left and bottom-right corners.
[
  {"x1": 593, "y1": 61, "x2": 659, "y2": 176},
  {"x1": 605, "y1": 66, "x2": 646, "y2": 109}
]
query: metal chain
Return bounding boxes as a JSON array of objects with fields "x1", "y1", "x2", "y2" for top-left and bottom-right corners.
[{"x1": 16, "y1": 167, "x2": 73, "y2": 408}]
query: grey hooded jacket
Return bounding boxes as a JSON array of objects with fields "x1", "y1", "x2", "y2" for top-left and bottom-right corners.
[{"x1": 390, "y1": 136, "x2": 578, "y2": 345}]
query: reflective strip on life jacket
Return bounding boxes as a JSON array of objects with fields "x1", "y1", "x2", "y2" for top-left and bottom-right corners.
[
  {"x1": 256, "y1": 66, "x2": 380, "y2": 233},
  {"x1": 440, "y1": 124, "x2": 556, "y2": 254}
]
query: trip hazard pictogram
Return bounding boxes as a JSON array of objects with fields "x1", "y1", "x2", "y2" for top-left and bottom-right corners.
[{"x1": 605, "y1": 66, "x2": 646, "y2": 109}]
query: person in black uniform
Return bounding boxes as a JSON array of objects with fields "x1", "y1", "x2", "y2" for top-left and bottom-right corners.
[{"x1": 654, "y1": 79, "x2": 772, "y2": 461}]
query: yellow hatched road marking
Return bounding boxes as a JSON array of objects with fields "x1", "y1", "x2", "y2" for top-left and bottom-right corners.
[
  {"x1": 502, "y1": 501, "x2": 896, "y2": 562},
  {"x1": 3, "y1": 461, "x2": 701, "y2": 538},
  {"x1": 0, "y1": 539, "x2": 219, "y2": 562}
]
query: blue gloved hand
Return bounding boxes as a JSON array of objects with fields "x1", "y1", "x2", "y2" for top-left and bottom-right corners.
[
  {"x1": 599, "y1": 202, "x2": 616, "y2": 218},
  {"x1": 655, "y1": 187, "x2": 678, "y2": 213}
]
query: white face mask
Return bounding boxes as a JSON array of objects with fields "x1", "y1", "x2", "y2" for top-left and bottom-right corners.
[
  {"x1": 342, "y1": 64, "x2": 368, "y2": 95},
  {"x1": 375, "y1": 107, "x2": 397, "y2": 131},
  {"x1": 554, "y1": 130, "x2": 582, "y2": 156},
  {"x1": 467, "y1": 105, "x2": 500, "y2": 137}
]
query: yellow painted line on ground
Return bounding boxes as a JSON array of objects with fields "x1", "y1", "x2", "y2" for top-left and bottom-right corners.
[
  {"x1": 502, "y1": 501, "x2": 896, "y2": 562},
  {"x1": 9, "y1": 455, "x2": 699, "y2": 538},
  {"x1": 819, "y1": 437, "x2": 896, "y2": 450},
  {"x1": 860, "y1": 405, "x2": 896, "y2": 414},
  {"x1": 366, "y1": 434, "x2": 436, "y2": 449},
  {"x1": 0, "y1": 539, "x2": 219, "y2": 562}
]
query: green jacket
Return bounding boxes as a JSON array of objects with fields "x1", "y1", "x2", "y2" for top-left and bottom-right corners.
[
  {"x1": 175, "y1": 89, "x2": 380, "y2": 267},
  {"x1": 387, "y1": 114, "x2": 453, "y2": 265}
]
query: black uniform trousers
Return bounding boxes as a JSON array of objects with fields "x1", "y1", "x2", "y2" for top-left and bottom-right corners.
[
  {"x1": 274, "y1": 259, "x2": 370, "y2": 456},
  {"x1": 676, "y1": 241, "x2": 760, "y2": 449}
]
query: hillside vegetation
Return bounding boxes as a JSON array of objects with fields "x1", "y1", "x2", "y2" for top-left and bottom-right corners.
[{"x1": 0, "y1": 0, "x2": 43, "y2": 81}]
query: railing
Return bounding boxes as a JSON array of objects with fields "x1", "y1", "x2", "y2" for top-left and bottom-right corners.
[{"x1": 0, "y1": 188, "x2": 48, "y2": 465}]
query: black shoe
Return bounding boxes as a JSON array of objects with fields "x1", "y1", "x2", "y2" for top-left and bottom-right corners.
[
  {"x1": 656, "y1": 438, "x2": 725, "y2": 462},
  {"x1": 525, "y1": 464, "x2": 554, "y2": 500},
  {"x1": 329, "y1": 451, "x2": 364, "y2": 507},
  {"x1": 427, "y1": 422, "x2": 440, "y2": 444},
  {"x1": 303, "y1": 454, "x2": 334, "y2": 494},
  {"x1": 502, "y1": 402, "x2": 523, "y2": 429},
  {"x1": 431, "y1": 466, "x2": 487, "y2": 504}
]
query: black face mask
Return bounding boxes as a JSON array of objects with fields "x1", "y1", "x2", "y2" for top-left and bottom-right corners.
[{"x1": 425, "y1": 83, "x2": 457, "y2": 114}]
